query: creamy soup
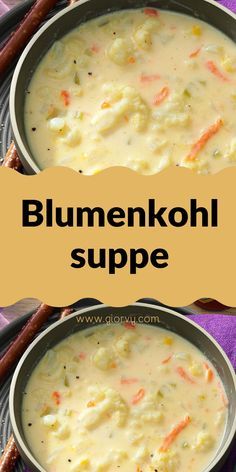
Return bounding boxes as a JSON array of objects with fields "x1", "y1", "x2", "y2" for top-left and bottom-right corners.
[
  {"x1": 22, "y1": 323, "x2": 228, "y2": 472},
  {"x1": 24, "y1": 8, "x2": 236, "y2": 174}
]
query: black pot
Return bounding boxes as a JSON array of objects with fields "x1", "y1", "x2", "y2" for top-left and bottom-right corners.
[
  {"x1": 10, "y1": 0, "x2": 236, "y2": 174},
  {"x1": 9, "y1": 303, "x2": 236, "y2": 472}
]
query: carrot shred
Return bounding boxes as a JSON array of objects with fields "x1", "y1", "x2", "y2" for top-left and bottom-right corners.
[
  {"x1": 218, "y1": 381, "x2": 229, "y2": 407},
  {"x1": 87, "y1": 401, "x2": 95, "y2": 408},
  {"x1": 132, "y1": 388, "x2": 145, "y2": 404},
  {"x1": 101, "y1": 101, "x2": 111, "y2": 109},
  {"x1": 121, "y1": 377, "x2": 139, "y2": 385},
  {"x1": 206, "y1": 60, "x2": 230, "y2": 82},
  {"x1": 159, "y1": 415, "x2": 191, "y2": 452},
  {"x1": 176, "y1": 366, "x2": 195, "y2": 384},
  {"x1": 204, "y1": 362, "x2": 214, "y2": 382},
  {"x1": 91, "y1": 44, "x2": 100, "y2": 53},
  {"x1": 144, "y1": 7, "x2": 159, "y2": 17},
  {"x1": 60, "y1": 90, "x2": 70, "y2": 107},
  {"x1": 79, "y1": 352, "x2": 86, "y2": 360},
  {"x1": 189, "y1": 46, "x2": 201, "y2": 58},
  {"x1": 128, "y1": 56, "x2": 136, "y2": 64},
  {"x1": 153, "y1": 86, "x2": 169, "y2": 106},
  {"x1": 161, "y1": 354, "x2": 172, "y2": 365},
  {"x1": 140, "y1": 73, "x2": 160, "y2": 83},
  {"x1": 186, "y1": 118, "x2": 223, "y2": 161},
  {"x1": 52, "y1": 391, "x2": 61, "y2": 405},
  {"x1": 124, "y1": 321, "x2": 136, "y2": 329}
]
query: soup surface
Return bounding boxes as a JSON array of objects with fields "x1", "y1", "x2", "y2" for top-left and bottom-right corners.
[
  {"x1": 22, "y1": 323, "x2": 228, "y2": 472},
  {"x1": 24, "y1": 8, "x2": 236, "y2": 174}
]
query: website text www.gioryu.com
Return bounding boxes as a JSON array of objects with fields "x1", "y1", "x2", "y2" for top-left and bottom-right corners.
[{"x1": 76, "y1": 314, "x2": 160, "y2": 326}]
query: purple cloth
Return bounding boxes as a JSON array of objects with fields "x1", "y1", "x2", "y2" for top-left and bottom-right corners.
[
  {"x1": 0, "y1": 0, "x2": 8, "y2": 16},
  {"x1": 189, "y1": 315, "x2": 236, "y2": 472},
  {"x1": 189, "y1": 315, "x2": 236, "y2": 370},
  {"x1": 0, "y1": 313, "x2": 9, "y2": 328},
  {"x1": 217, "y1": 0, "x2": 236, "y2": 12},
  {"x1": 0, "y1": 0, "x2": 235, "y2": 16}
]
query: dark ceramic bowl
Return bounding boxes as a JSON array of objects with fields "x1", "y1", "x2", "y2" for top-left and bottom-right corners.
[
  {"x1": 10, "y1": 0, "x2": 236, "y2": 174},
  {"x1": 9, "y1": 303, "x2": 236, "y2": 472}
]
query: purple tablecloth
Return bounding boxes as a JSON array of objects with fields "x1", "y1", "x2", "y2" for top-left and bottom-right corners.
[{"x1": 0, "y1": 0, "x2": 235, "y2": 16}]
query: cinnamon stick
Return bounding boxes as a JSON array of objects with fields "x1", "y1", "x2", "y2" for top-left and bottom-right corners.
[
  {"x1": 60, "y1": 306, "x2": 74, "y2": 319},
  {"x1": 0, "y1": 435, "x2": 20, "y2": 472},
  {"x1": 0, "y1": 304, "x2": 55, "y2": 384},
  {"x1": 0, "y1": 0, "x2": 59, "y2": 77},
  {"x1": 2, "y1": 142, "x2": 22, "y2": 172}
]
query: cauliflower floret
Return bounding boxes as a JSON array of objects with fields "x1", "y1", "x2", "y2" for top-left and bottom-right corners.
[
  {"x1": 127, "y1": 159, "x2": 151, "y2": 173},
  {"x1": 108, "y1": 37, "x2": 134, "y2": 65},
  {"x1": 142, "y1": 410, "x2": 164, "y2": 423},
  {"x1": 48, "y1": 117, "x2": 66, "y2": 132},
  {"x1": 106, "y1": 388, "x2": 129, "y2": 426},
  {"x1": 42, "y1": 414, "x2": 58, "y2": 428},
  {"x1": 91, "y1": 97, "x2": 130, "y2": 132},
  {"x1": 215, "y1": 410, "x2": 226, "y2": 428},
  {"x1": 115, "y1": 330, "x2": 137, "y2": 357},
  {"x1": 115, "y1": 336, "x2": 130, "y2": 358},
  {"x1": 150, "y1": 451, "x2": 180, "y2": 472},
  {"x1": 193, "y1": 431, "x2": 215, "y2": 452},
  {"x1": 150, "y1": 150, "x2": 172, "y2": 173},
  {"x1": 132, "y1": 445, "x2": 150, "y2": 463},
  {"x1": 183, "y1": 158, "x2": 210, "y2": 174},
  {"x1": 126, "y1": 428, "x2": 144, "y2": 445},
  {"x1": 225, "y1": 138, "x2": 236, "y2": 161},
  {"x1": 133, "y1": 18, "x2": 160, "y2": 50},
  {"x1": 94, "y1": 450, "x2": 127, "y2": 471},
  {"x1": 132, "y1": 393, "x2": 163, "y2": 424},
  {"x1": 152, "y1": 92, "x2": 191, "y2": 130},
  {"x1": 147, "y1": 137, "x2": 167, "y2": 153},
  {"x1": 92, "y1": 347, "x2": 116, "y2": 370},
  {"x1": 133, "y1": 25, "x2": 152, "y2": 50},
  {"x1": 106, "y1": 450, "x2": 128, "y2": 462},
  {"x1": 221, "y1": 55, "x2": 236, "y2": 72},
  {"x1": 53, "y1": 423, "x2": 70, "y2": 439},
  {"x1": 94, "y1": 460, "x2": 110, "y2": 472},
  {"x1": 204, "y1": 44, "x2": 224, "y2": 56},
  {"x1": 70, "y1": 456, "x2": 90, "y2": 471},
  {"x1": 174, "y1": 352, "x2": 191, "y2": 362},
  {"x1": 79, "y1": 399, "x2": 112, "y2": 429},
  {"x1": 130, "y1": 112, "x2": 147, "y2": 131},
  {"x1": 63, "y1": 127, "x2": 81, "y2": 147},
  {"x1": 87, "y1": 385, "x2": 106, "y2": 402},
  {"x1": 144, "y1": 17, "x2": 161, "y2": 32},
  {"x1": 79, "y1": 387, "x2": 128, "y2": 429},
  {"x1": 91, "y1": 84, "x2": 149, "y2": 133},
  {"x1": 102, "y1": 83, "x2": 123, "y2": 101},
  {"x1": 189, "y1": 362, "x2": 204, "y2": 377}
]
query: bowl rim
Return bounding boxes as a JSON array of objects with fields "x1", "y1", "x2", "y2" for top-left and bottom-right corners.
[
  {"x1": 9, "y1": 302, "x2": 236, "y2": 472},
  {"x1": 9, "y1": 0, "x2": 236, "y2": 173}
]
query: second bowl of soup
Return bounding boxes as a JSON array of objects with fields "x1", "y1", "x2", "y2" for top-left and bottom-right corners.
[{"x1": 9, "y1": 304, "x2": 236, "y2": 472}]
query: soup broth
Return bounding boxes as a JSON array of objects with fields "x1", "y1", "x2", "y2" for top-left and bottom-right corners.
[
  {"x1": 22, "y1": 323, "x2": 228, "y2": 472},
  {"x1": 24, "y1": 8, "x2": 236, "y2": 174}
]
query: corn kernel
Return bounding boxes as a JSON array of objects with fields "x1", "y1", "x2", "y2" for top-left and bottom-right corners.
[{"x1": 192, "y1": 25, "x2": 202, "y2": 36}]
